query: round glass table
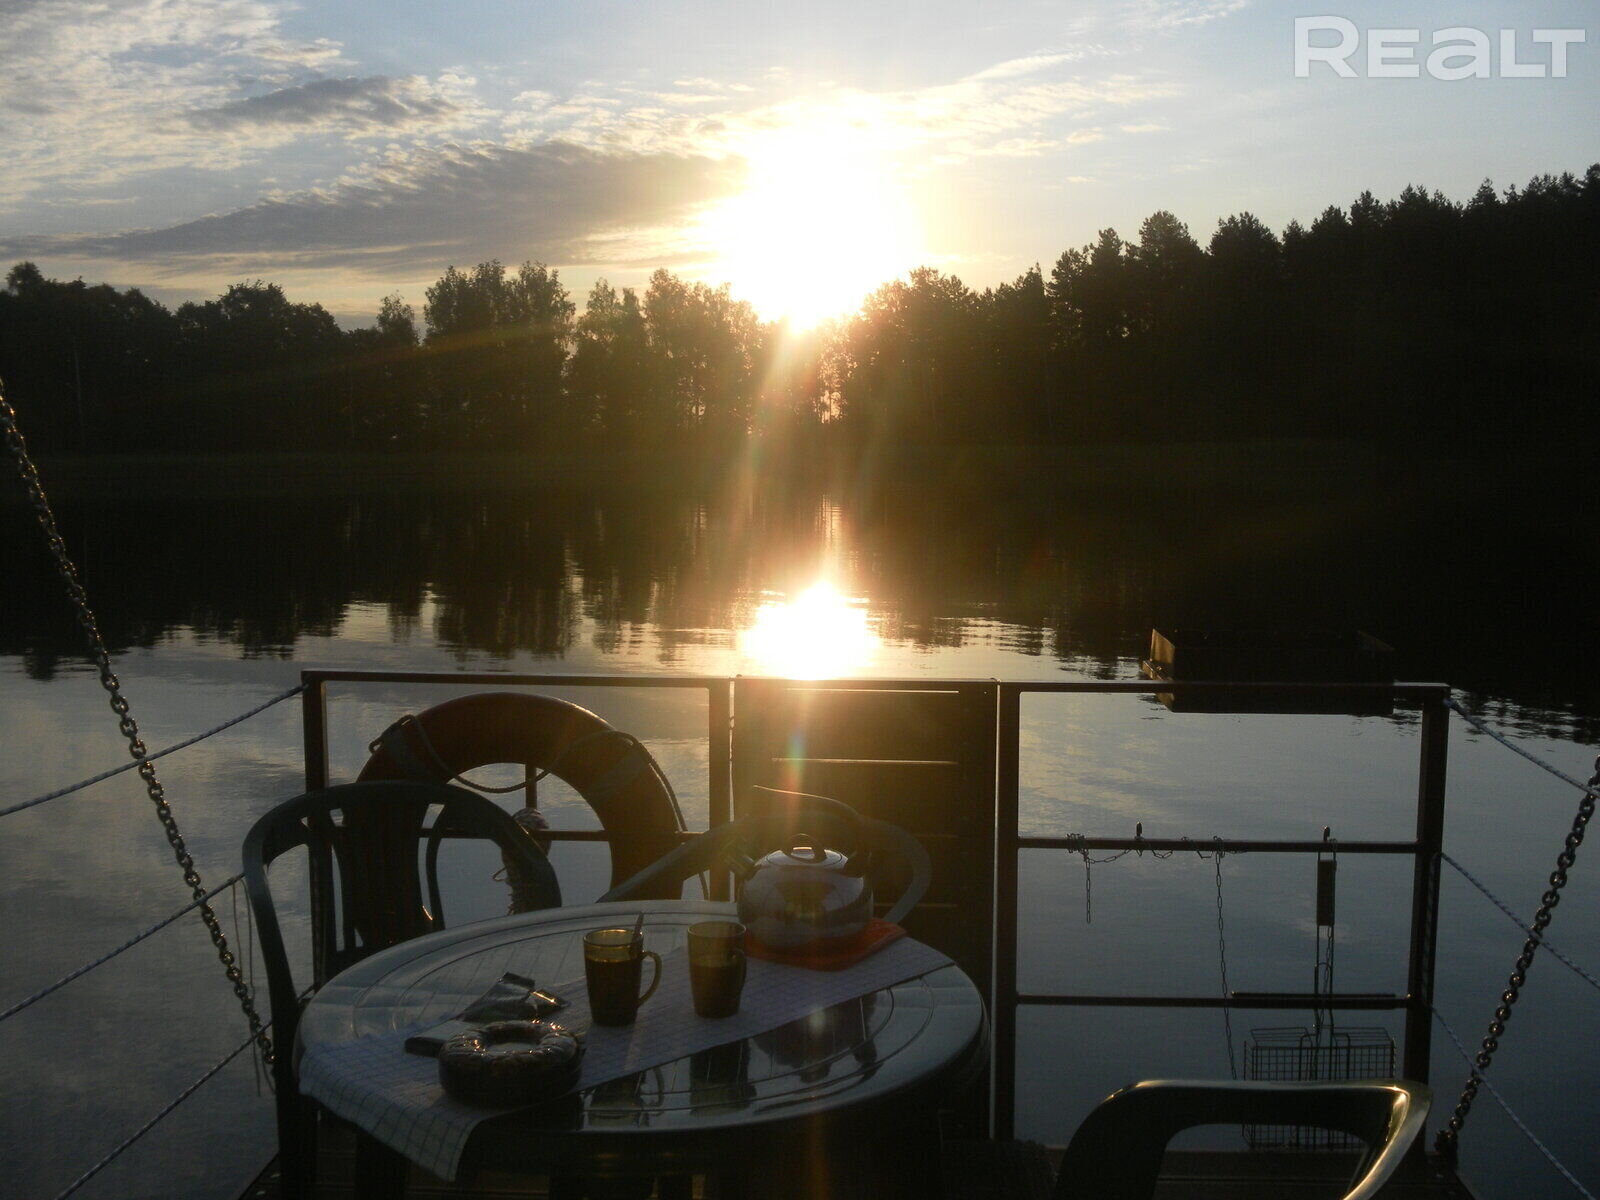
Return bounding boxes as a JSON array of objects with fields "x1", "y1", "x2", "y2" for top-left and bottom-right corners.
[{"x1": 297, "y1": 900, "x2": 989, "y2": 1191}]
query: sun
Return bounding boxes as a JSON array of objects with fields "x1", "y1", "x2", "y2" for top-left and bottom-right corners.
[
  {"x1": 739, "y1": 582, "x2": 880, "y2": 678},
  {"x1": 702, "y1": 122, "x2": 925, "y2": 327}
]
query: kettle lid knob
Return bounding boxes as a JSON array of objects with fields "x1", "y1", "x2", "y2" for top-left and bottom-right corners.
[{"x1": 782, "y1": 836, "x2": 828, "y2": 864}]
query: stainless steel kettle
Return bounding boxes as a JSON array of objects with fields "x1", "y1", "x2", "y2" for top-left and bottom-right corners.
[{"x1": 737, "y1": 834, "x2": 875, "y2": 950}]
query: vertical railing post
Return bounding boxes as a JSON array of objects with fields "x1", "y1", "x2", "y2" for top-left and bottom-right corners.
[
  {"x1": 1404, "y1": 688, "x2": 1449, "y2": 1081},
  {"x1": 707, "y1": 678, "x2": 734, "y2": 901},
  {"x1": 993, "y1": 684, "x2": 1022, "y2": 1139},
  {"x1": 300, "y1": 671, "x2": 331, "y2": 982},
  {"x1": 301, "y1": 672, "x2": 329, "y2": 792}
]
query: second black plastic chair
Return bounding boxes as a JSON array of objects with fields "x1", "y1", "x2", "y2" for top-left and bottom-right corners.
[{"x1": 1054, "y1": 1078, "x2": 1431, "y2": 1200}]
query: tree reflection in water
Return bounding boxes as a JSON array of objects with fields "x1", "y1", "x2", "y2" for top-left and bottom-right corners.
[{"x1": 1, "y1": 467, "x2": 1594, "y2": 740}]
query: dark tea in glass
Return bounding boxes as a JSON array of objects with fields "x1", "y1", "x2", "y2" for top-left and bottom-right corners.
[
  {"x1": 584, "y1": 927, "x2": 661, "y2": 1026},
  {"x1": 687, "y1": 920, "x2": 747, "y2": 1018}
]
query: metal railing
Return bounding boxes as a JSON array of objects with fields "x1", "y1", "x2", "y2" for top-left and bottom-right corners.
[
  {"x1": 29, "y1": 666, "x2": 1600, "y2": 1195},
  {"x1": 990, "y1": 679, "x2": 1450, "y2": 1138},
  {"x1": 299, "y1": 670, "x2": 1453, "y2": 1144}
]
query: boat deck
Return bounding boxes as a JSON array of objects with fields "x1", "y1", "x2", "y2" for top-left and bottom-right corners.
[{"x1": 242, "y1": 1132, "x2": 1478, "y2": 1198}]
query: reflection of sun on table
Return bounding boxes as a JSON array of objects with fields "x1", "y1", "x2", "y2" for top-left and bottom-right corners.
[{"x1": 739, "y1": 583, "x2": 879, "y2": 678}]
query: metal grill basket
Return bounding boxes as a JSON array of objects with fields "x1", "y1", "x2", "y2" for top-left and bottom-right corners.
[{"x1": 1242, "y1": 1026, "x2": 1396, "y2": 1150}]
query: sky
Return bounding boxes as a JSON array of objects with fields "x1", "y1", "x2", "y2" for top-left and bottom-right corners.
[{"x1": 0, "y1": 0, "x2": 1595, "y2": 326}]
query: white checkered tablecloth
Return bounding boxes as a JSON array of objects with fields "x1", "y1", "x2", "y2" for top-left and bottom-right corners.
[{"x1": 297, "y1": 936, "x2": 953, "y2": 1182}]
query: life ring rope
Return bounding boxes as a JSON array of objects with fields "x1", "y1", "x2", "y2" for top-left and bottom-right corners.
[
  {"x1": 358, "y1": 693, "x2": 697, "y2": 901},
  {"x1": 372, "y1": 714, "x2": 688, "y2": 829}
]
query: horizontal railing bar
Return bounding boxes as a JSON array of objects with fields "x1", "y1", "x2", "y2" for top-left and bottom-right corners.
[
  {"x1": 425, "y1": 828, "x2": 703, "y2": 843},
  {"x1": 1003, "y1": 680, "x2": 1449, "y2": 697},
  {"x1": 1017, "y1": 992, "x2": 1408, "y2": 1010},
  {"x1": 1018, "y1": 836, "x2": 1416, "y2": 854},
  {"x1": 305, "y1": 671, "x2": 1447, "y2": 698},
  {"x1": 302, "y1": 670, "x2": 725, "y2": 688},
  {"x1": 770, "y1": 758, "x2": 962, "y2": 767},
  {"x1": 441, "y1": 825, "x2": 965, "y2": 846},
  {"x1": 738, "y1": 679, "x2": 999, "y2": 690}
]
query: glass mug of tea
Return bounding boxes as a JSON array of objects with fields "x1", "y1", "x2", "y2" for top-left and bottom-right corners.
[
  {"x1": 687, "y1": 920, "x2": 747, "y2": 1018},
  {"x1": 583, "y1": 927, "x2": 662, "y2": 1026}
]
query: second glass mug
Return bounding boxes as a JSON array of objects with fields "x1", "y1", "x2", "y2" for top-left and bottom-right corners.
[
  {"x1": 687, "y1": 920, "x2": 747, "y2": 1018},
  {"x1": 584, "y1": 927, "x2": 662, "y2": 1026}
]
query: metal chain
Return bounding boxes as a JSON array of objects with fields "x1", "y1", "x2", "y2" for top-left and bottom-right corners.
[
  {"x1": 1436, "y1": 753, "x2": 1599, "y2": 1159},
  {"x1": 1212, "y1": 842, "x2": 1237, "y2": 1078},
  {"x1": 0, "y1": 380, "x2": 275, "y2": 1065}
]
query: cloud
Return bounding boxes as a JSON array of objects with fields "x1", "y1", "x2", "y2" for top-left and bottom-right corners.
[
  {"x1": 0, "y1": 0, "x2": 490, "y2": 210},
  {"x1": 1123, "y1": 0, "x2": 1250, "y2": 31},
  {"x1": 510, "y1": 53, "x2": 1177, "y2": 170},
  {"x1": 990, "y1": 138, "x2": 1062, "y2": 156},
  {"x1": 187, "y1": 76, "x2": 468, "y2": 136},
  {"x1": 1, "y1": 141, "x2": 745, "y2": 275},
  {"x1": 0, "y1": 15, "x2": 1182, "y2": 290},
  {"x1": 967, "y1": 52, "x2": 1104, "y2": 82}
]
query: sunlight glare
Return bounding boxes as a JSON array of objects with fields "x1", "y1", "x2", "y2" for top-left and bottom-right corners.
[
  {"x1": 704, "y1": 122, "x2": 924, "y2": 327},
  {"x1": 739, "y1": 582, "x2": 879, "y2": 678}
]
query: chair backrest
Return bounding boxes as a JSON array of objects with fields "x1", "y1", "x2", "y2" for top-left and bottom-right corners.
[
  {"x1": 731, "y1": 679, "x2": 997, "y2": 994},
  {"x1": 1054, "y1": 1078, "x2": 1431, "y2": 1200},
  {"x1": 600, "y1": 788, "x2": 931, "y2": 924},
  {"x1": 241, "y1": 780, "x2": 561, "y2": 1087}
]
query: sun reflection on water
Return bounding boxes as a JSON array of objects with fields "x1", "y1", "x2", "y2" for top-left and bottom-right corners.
[{"x1": 739, "y1": 582, "x2": 879, "y2": 678}]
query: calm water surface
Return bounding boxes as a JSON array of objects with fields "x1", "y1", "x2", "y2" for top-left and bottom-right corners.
[{"x1": 1, "y1": 472, "x2": 1596, "y2": 1200}]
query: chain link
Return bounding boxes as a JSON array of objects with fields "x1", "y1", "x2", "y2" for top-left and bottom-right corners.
[
  {"x1": 0, "y1": 380, "x2": 275, "y2": 1065},
  {"x1": 1436, "y1": 753, "x2": 1599, "y2": 1159},
  {"x1": 1212, "y1": 842, "x2": 1237, "y2": 1078}
]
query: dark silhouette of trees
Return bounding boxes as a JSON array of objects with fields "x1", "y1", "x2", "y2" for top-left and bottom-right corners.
[
  {"x1": 839, "y1": 267, "x2": 983, "y2": 447},
  {"x1": 0, "y1": 262, "x2": 179, "y2": 451},
  {"x1": 642, "y1": 269, "x2": 762, "y2": 444},
  {"x1": 977, "y1": 266, "x2": 1051, "y2": 444},
  {"x1": 2, "y1": 164, "x2": 1597, "y2": 458},
  {"x1": 342, "y1": 293, "x2": 423, "y2": 447},
  {"x1": 422, "y1": 260, "x2": 575, "y2": 446},
  {"x1": 567, "y1": 281, "x2": 654, "y2": 443},
  {"x1": 173, "y1": 280, "x2": 344, "y2": 449}
]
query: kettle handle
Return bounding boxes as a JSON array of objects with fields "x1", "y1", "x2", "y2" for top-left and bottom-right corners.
[{"x1": 752, "y1": 786, "x2": 863, "y2": 844}]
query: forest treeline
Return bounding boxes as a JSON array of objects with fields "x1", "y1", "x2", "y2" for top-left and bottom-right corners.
[{"x1": 2, "y1": 166, "x2": 1597, "y2": 457}]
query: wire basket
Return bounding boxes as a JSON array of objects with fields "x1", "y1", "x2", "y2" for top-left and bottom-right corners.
[{"x1": 1242, "y1": 1026, "x2": 1396, "y2": 1150}]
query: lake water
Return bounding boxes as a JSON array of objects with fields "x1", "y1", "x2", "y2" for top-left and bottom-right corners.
[{"x1": 1, "y1": 466, "x2": 1596, "y2": 1200}]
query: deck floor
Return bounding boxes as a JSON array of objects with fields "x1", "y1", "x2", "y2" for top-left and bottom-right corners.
[{"x1": 243, "y1": 1131, "x2": 1478, "y2": 1199}]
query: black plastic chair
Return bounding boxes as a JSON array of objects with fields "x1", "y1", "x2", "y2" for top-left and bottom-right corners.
[
  {"x1": 600, "y1": 786, "x2": 931, "y2": 924},
  {"x1": 242, "y1": 780, "x2": 563, "y2": 1200},
  {"x1": 1054, "y1": 1078, "x2": 1431, "y2": 1200}
]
